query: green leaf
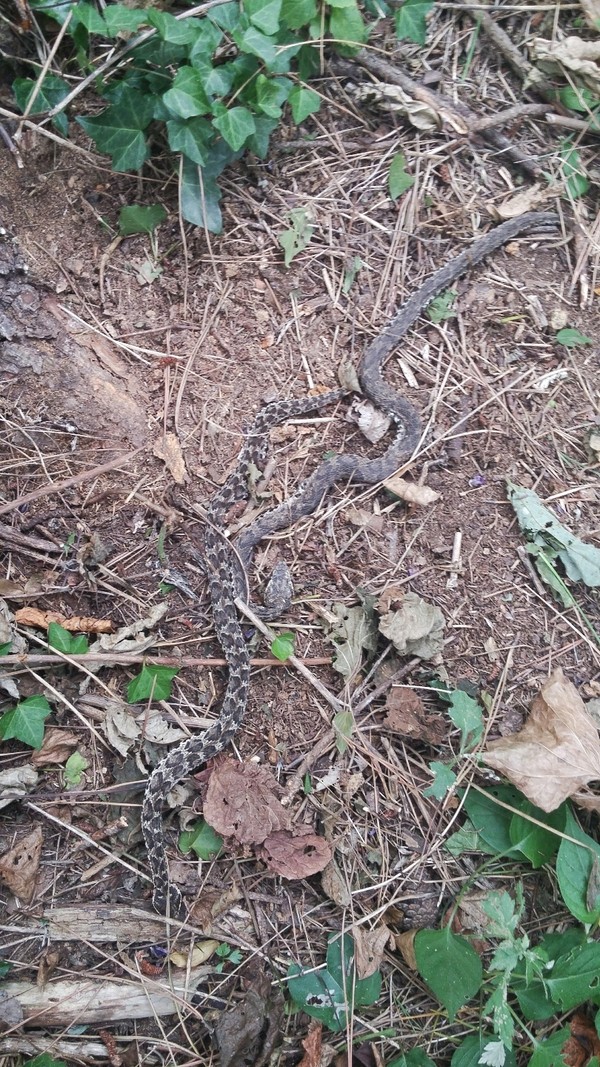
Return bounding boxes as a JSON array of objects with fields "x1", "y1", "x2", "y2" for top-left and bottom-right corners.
[
  {"x1": 342, "y1": 255, "x2": 362, "y2": 293},
  {"x1": 189, "y1": 20, "x2": 224, "y2": 61},
  {"x1": 545, "y1": 941, "x2": 600, "y2": 1009},
  {"x1": 64, "y1": 751, "x2": 88, "y2": 786},
  {"x1": 288, "y1": 84, "x2": 321, "y2": 123},
  {"x1": 127, "y1": 664, "x2": 179, "y2": 703},
  {"x1": 167, "y1": 116, "x2": 213, "y2": 165},
  {"x1": 462, "y1": 784, "x2": 523, "y2": 856},
  {"x1": 271, "y1": 630, "x2": 295, "y2": 661},
  {"x1": 427, "y1": 288, "x2": 457, "y2": 323},
  {"x1": 0, "y1": 642, "x2": 11, "y2": 656},
  {"x1": 254, "y1": 74, "x2": 292, "y2": 118},
  {"x1": 0, "y1": 695, "x2": 52, "y2": 749},
  {"x1": 333, "y1": 709, "x2": 354, "y2": 753},
  {"x1": 278, "y1": 207, "x2": 314, "y2": 266},
  {"x1": 47, "y1": 621, "x2": 88, "y2": 655},
  {"x1": 326, "y1": 933, "x2": 381, "y2": 1008},
  {"x1": 179, "y1": 156, "x2": 224, "y2": 233},
  {"x1": 179, "y1": 818, "x2": 223, "y2": 859},
  {"x1": 451, "y1": 1034, "x2": 516, "y2": 1067},
  {"x1": 555, "y1": 327, "x2": 593, "y2": 347},
  {"x1": 329, "y1": 2, "x2": 368, "y2": 49},
  {"x1": 388, "y1": 152, "x2": 415, "y2": 199},
  {"x1": 414, "y1": 928, "x2": 483, "y2": 1019},
  {"x1": 13, "y1": 74, "x2": 71, "y2": 135},
  {"x1": 423, "y1": 760, "x2": 456, "y2": 799},
  {"x1": 508, "y1": 483, "x2": 600, "y2": 588},
  {"x1": 556, "y1": 807, "x2": 600, "y2": 923},
  {"x1": 163, "y1": 66, "x2": 211, "y2": 119},
  {"x1": 245, "y1": 0, "x2": 282, "y2": 35},
  {"x1": 212, "y1": 106, "x2": 256, "y2": 150},
  {"x1": 78, "y1": 89, "x2": 154, "y2": 171},
  {"x1": 118, "y1": 204, "x2": 167, "y2": 235},
  {"x1": 282, "y1": 0, "x2": 317, "y2": 28},
  {"x1": 444, "y1": 820, "x2": 482, "y2": 856},
  {"x1": 395, "y1": 0, "x2": 435, "y2": 43},
  {"x1": 287, "y1": 961, "x2": 347, "y2": 1031},
  {"x1": 389, "y1": 1051, "x2": 437, "y2": 1067},
  {"x1": 102, "y1": 5, "x2": 149, "y2": 35},
  {"x1": 528, "y1": 1029, "x2": 570, "y2": 1067},
  {"x1": 509, "y1": 800, "x2": 565, "y2": 868},
  {"x1": 445, "y1": 688, "x2": 483, "y2": 751},
  {"x1": 146, "y1": 10, "x2": 201, "y2": 44},
  {"x1": 24, "y1": 1054, "x2": 68, "y2": 1067},
  {"x1": 208, "y1": 2, "x2": 242, "y2": 30},
  {"x1": 558, "y1": 139, "x2": 589, "y2": 200},
  {"x1": 28, "y1": 0, "x2": 74, "y2": 24},
  {"x1": 72, "y1": 1, "x2": 107, "y2": 34},
  {"x1": 233, "y1": 25, "x2": 278, "y2": 66},
  {"x1": 559, "y1": 85, "x2": 599, "y2": 113},
  {"x1": 247, "y1": 115, "x2": 278, "y2": 157}
]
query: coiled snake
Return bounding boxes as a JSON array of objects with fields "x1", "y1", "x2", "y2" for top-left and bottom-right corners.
[{"x1": 142, "y1": 211, "x2": 559, "y2": 918}]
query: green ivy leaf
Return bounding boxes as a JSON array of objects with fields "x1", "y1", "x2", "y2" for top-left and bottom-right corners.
[
  {"x1": 558, "y1": 139, "x2": 589, "y2": 200},
  {"x1": 47, "y1": 621, "x2": 88, "y2": 655},
  {"x1": 72, "y1": 1, "x2": 107, "y2": 35},
  {"x1": 167, "y1": 116, "x2": 213, "y2": 164},
  {"x1": 179, "y1": 156, "x2": 224, "y2": 233},
  {"x1": 254, "y1": 74, "x2": 293, "y2": 118},
  {"x1": 414, "y1": 928, "x2": 483, "y2": 1019},
  {"x1": 212, "y1": 105, "x2": 256, "y2": 150},
  {"x1": 64, "y1": 751, "x2": 88, "y2": 786},
  {"x1": 13, "y1": 74, "x2": 71, "y2": 135},
  {"x1": 388, "y1": 152, "x2": 415, "y2": 200},
  {"x1": 289, "y1": 84, "x2": 321, "y2": 123},
  {"x1": 102, "y1": 5, "x2": 149, "y2": 35},
  {"x1": 423, "y1": 761, "x2": 457, "y2": 799},
  {"x1": 282, "y1": 0, "x2": 317, "y2": 28},
  {"x1": 271, "y1": 631, "x2": 295, "y2": 661},
  {"x1": 208, "y1": 1, "x2": 242, "y2": 30},
  {"x1": 444, "y1": 688, "x2": 483, "y2": 751},
  {"x1": 0, "y1": 695, "x2": 52, "y2": 749},
  {"x1": 147, "y1": 10, "x2": 201, "y2": 44},
  {"x1": 333, "y1": 709, "x2": 354, "y2": 753},
  {"x1": 28, "y1": 0, "x2": 74, "y2": 24},
  {"x1": 179, "y1": 818, "x2": 224, "y2": 859},
  {"x1": 555, "y1": 327, "x2": 593, "y2": 347},
  {"x1": 126, "y1": 664, "x2": 179, "y2": 703},
  {"x1": 427, "y1": 288, "x2": 457, "y2": 323},
  {"x1": 78, "y1": 88, "x2": 154, "y2": 171},
  {"x1": 24, "y1": 1054, "x2": 69, "y2": 1067},
  {"x1": 118, "y1": 204, "x2": 167, "y2": 235},
  {"x1": 245, "y1": 0, "x2": 282, "y2": 35},
  {"x1": 278, "y1": 207, "x2": 314, "y2": 266},
  {"x1": 163, "y1": 66, "x2": 211, "y2": 119},
  {"x1": 395, "y1": 0, "x2": 435, "y2": 43},
  {"x1": 556, "y1": 807, "x2": 600, "y2": 923},
  {"x1": 247, "y1": 115, "x2": 278, "y2": 157},
  {"x1": 329, "y1": 1, "x2": 368, "y2": 50}
]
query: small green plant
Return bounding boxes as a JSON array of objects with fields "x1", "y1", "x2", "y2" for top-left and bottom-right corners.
[
  {"x1": 427, "y1": 288, "x2": 457, "y2": 323},
  {"x1": 555, "y1": 327, "x2": 593, "y2": 348},
  {"x1": 0, "y1": 694, "x2": 52, "y2": 749},
  {"x1": 126, "y1": 664, "x2": 180, "y2": 703},
  {"x1": 179, "y1": 818, "x2": 224, "y2": 861},
  {"x1": 23, "y1": 1055, "x2": 68, "y2": 1067},
  {"x1": 64, "y1": 751, "x2": 88, "y2": 786},
  {"x1": 214, "y1": 942, "x2": 243, "y2": 973},
  {"x1": 270, "y1": 630, "x2": 295, "y2": 660},
  {"x1": 48, "y1": 621, "x2": 89, "y2": 655},
  {"x1": 287, "y1": 932, "x2": 381, "y2": 1031},
  {"x1": 278, "y1": 208, "x2": 314, "y2": 267},
  {"x1": 388, "y1": 151, "x2": 415, "y2": 200}
]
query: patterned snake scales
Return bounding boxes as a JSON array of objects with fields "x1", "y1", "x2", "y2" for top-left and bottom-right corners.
[{"x1": 142, "y1": 211, "x2": 559, "y2": 918}]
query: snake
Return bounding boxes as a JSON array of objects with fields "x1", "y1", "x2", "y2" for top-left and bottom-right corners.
[{"x1": 141, "y1": 211, "x2": 559, "y2": 918}]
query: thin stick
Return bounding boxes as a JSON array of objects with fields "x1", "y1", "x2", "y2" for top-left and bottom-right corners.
[
  {"x1": 1, "y1": 652, "x2": 332, "y2": 669},
  {"x1": 0, "y1": 448, "x2": 145, "y2": 517}
]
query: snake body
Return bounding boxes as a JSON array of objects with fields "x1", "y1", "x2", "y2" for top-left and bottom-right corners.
[{"x1": 142, "y1": 212, "x2": 559, "y2": 917}]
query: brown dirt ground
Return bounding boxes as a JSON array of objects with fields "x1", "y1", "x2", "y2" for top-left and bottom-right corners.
[{"x1": 1, "y1": 10, "x2": 600, "y2": 1066}]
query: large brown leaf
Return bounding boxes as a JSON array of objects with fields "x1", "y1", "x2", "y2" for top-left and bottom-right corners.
[{"x1": 482, "y1": 669, "x2": 600, "y2": 811}]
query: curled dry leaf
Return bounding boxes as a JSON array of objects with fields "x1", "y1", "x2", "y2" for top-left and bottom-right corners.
[
  {"x1": 489, "y1": 185, "x2": 546, "y2": 220},
  {"x1": 0, "y1": 824, "x2": 43, "y2": 903},
  {"x1": 153, "y1": 431, "x2": 187, "y2": 485},
  {"x1": 345, "y1": 507, "x2": 385, "y2": 534},
  {"x1": 533, "y1": 36, "x2": 600, "y2": 92},
  {"x1": 349, "y1": 398, "x2": 391, "y2": 444},
  {"x1": 383, "y1": 686, "x2": 446, "y2": 745},
  {"x1": 561, "y1": 1011, "x2": 600, "y2": 1067},
  {"x1": 483, "y1": 668, "x2": 600, "y2": 811},
  {"x1": 393, "y1": 929, "x2": 418, "y2": 969},
  {"x1": 377, "y1": 591, "x2": 445, "y2": 661},
  {"x1": 322, "y1": 859, "x2": 352, "y2": 907},
  {"x1": 259, "y1": 825, "x2": 332, "y2": 879},
  {"x1": 298, "y1": 1023, "x2": 323, "y2": 1067},
  {"x1": 31, "y1": 727, "x2": 79, "y2": 767},
  {"x1": 352, "y1": 82, "x2": 440, "y2": 131},
  {"x1": 15, "y1": 608, "x2": 113, "y2": 634},
  {"x1": 383, "y1": 474, "x2": 440, "y2": 507},
  {"x1": 0, "y1": 765, "x2": 38, "y2": 810},
  {"x1": 204, "y1": 760, "x2": 290, "y2": 845},
  {"x1": 350, "y1": 923, "x2": 392, "y2": 979}
]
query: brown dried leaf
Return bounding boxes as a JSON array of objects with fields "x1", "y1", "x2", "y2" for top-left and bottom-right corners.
[
  {"x1": 322, "y1": 859, "x2": 352, "y2": 907},
  {"x1": 259, "y1": 825, "x2": 332, "y2": 879},
  {"x1": 562, "y1": 1011, "x2": 600, "y2": 1067},
  {"x1": 393, "y1": 929, "x2": 418, "y2": 969},
  {"x1": 204, "y1": 760, "x2": 289, "y2": 845},
  {"x1": 215, "y1": 969, "x2": 284, "y2": 1067},
  {"x1": 345, "y1": 506, "x2": 385, "y2": 533},
  {"x1": 0, "y1": 825, "x2": 43, "y2": 903},
  {"x1": 483, "y1": 668, "x2": 600, "y2": 811},
  {"x1": 377, "y1": 591, "x2": 445, "y2": 660},
  {"x1": 31, "y1": 727, "x2": 79, "y2": 767},
  {"x1": 349, "y1": 398, "x2": 391, "y2": 443},
  {"x1": 0, "y1": 765, "x2": 38, "y2": 810},
  {"x1": 153, "y1": 431, "x2": 186, "y2": 485},
  {"x1": 298, "y1": 1023, "x2": 323, "y2": 1067},
  {"x1": 383, "y1": 687, "x2": 446, "y2": 744},
  {"x1": 15, "y1": 607, "x2": 113, "y2": 634},
  {"x1": 350, "y1": 923, "x2": 392, "y2": 979},
  {"x1": 382, "y1": 474, "x2": 440, "y2": 506}
]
